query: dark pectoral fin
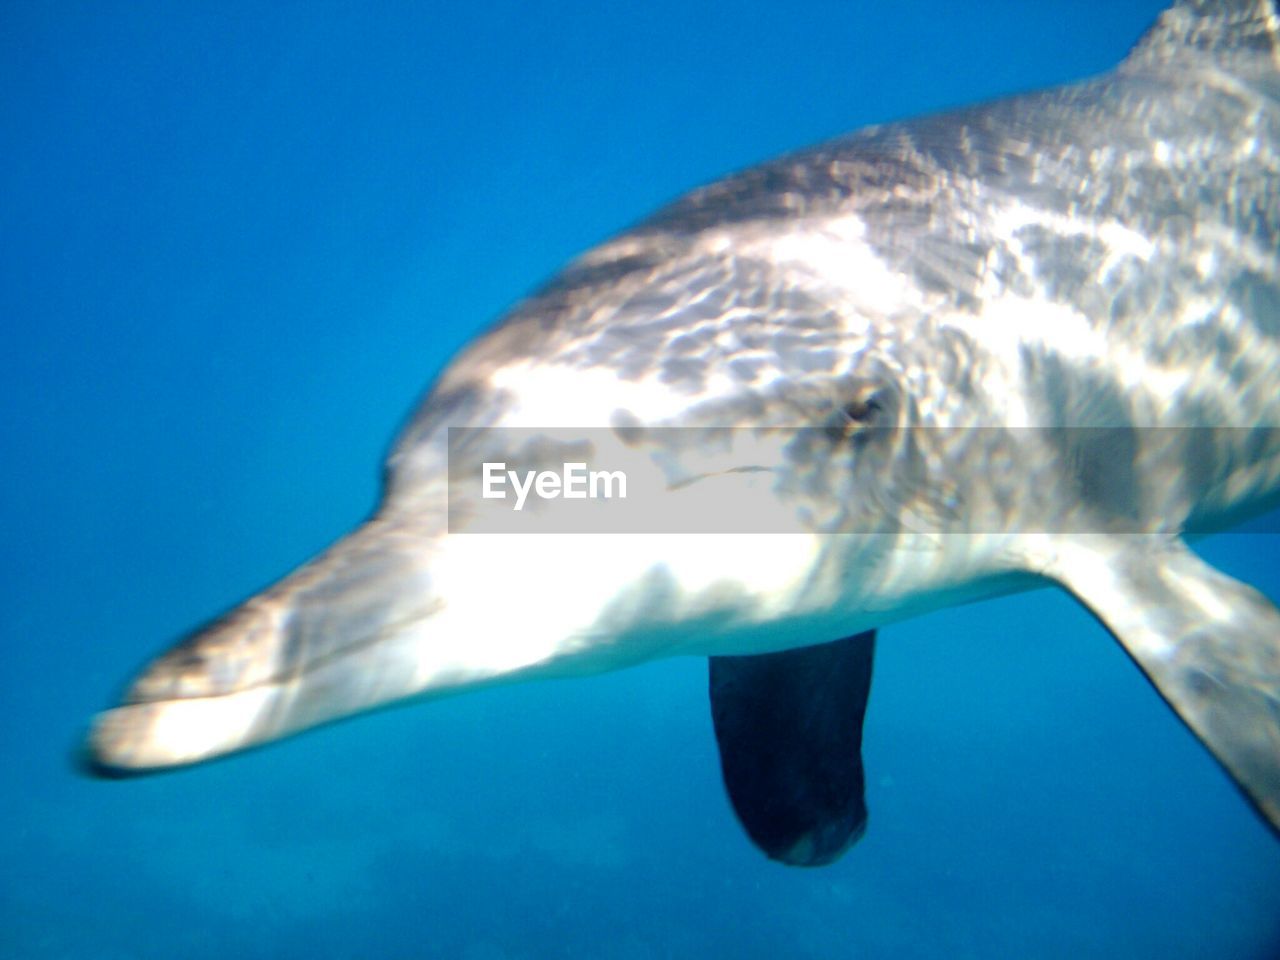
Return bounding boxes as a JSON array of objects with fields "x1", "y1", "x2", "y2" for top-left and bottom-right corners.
[{"x1": 709, "y1": 631, "x2": 876, "y2": 867}]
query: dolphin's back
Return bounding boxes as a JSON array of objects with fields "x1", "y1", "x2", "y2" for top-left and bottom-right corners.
[{"x1": 413, "y1": 0, "x2": 1278, "y2": 424}]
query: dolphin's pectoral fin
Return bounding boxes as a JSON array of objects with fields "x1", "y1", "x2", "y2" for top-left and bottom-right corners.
[
  {"x1": 708, "y1": 630, "x2": 876, "y2": 867},
  {"x1": 1049, "y1": 535, "x2": 1280, "y2": 835}
]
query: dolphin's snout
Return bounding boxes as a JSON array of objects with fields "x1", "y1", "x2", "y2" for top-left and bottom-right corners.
[
  {"x1": 85, "y1": 678, "x2": 284, "y2": 775},
  {"x1": 85, "y1": 595, "x2": 312, "y2": 774},
  {"x1": 84, "y1": 519, "x2": 442, "y2": 775}
]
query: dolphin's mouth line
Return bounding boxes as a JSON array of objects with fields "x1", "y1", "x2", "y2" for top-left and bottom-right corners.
[{"x1": 126, "y1": 599, "x2": 444, "y2": 706}]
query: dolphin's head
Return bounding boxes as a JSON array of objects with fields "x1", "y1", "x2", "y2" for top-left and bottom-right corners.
[{"x1": 84, "y1": 214, "x2": 979, "y2": 774}]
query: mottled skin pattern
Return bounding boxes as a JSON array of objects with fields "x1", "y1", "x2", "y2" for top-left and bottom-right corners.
[{"x1": 88, "y1": 0, "x2": 1280, "y2": 849}]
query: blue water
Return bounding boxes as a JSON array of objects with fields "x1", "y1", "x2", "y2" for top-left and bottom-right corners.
[{"x1": 3, "y1": 1, "x2": 1279, "y2": 957}]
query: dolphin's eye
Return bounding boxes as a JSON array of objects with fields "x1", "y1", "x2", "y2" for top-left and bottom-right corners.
[
  {"x1": 841, "y1": 396, "x2": 881, "y2": 425},
  {"x1": 822, "y1": 392, "x2": 885, "y2": 445}
]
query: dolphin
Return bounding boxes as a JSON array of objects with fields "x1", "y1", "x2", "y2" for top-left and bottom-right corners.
[{"x1": 86, "y1": 0, "x2": 1280, "y2": 867}]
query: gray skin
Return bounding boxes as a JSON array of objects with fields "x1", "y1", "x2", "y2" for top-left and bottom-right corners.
[{"x1": 86, "y1": 0, "x2": 1280, "y2": 854}]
